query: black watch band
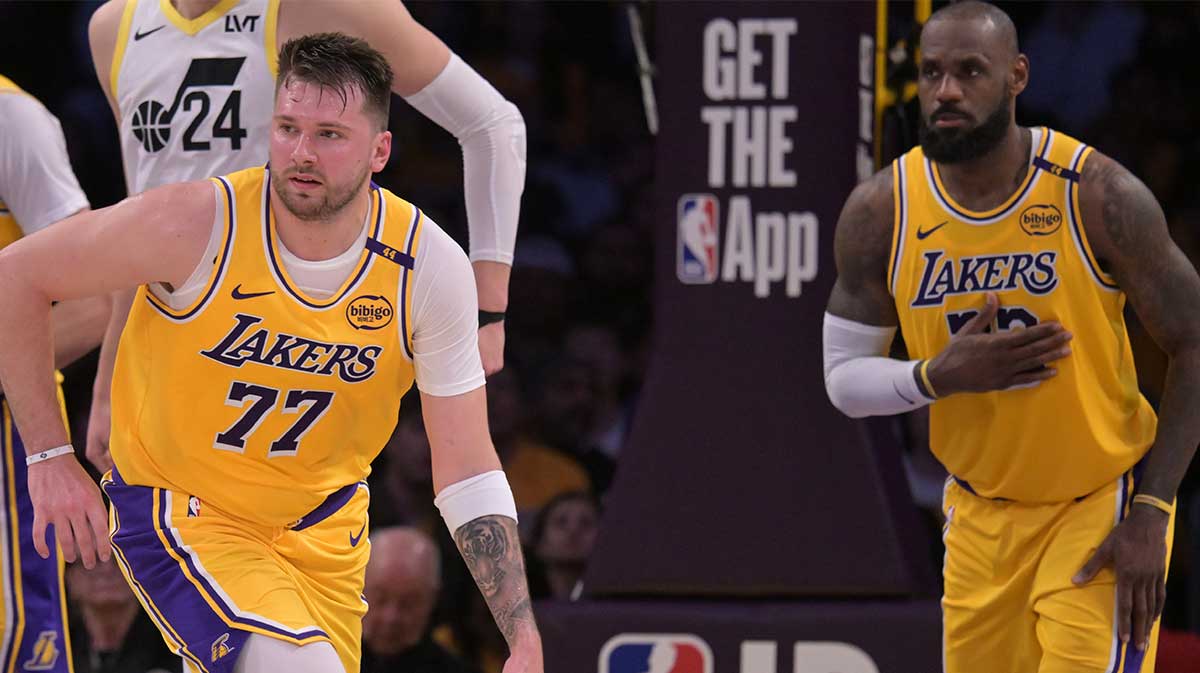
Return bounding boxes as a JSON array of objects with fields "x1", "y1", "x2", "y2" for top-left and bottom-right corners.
[{"x1": 479, "y1": 310, "x2": 506, "y2": 326}]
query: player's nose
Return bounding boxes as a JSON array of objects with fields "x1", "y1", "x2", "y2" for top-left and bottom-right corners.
[
  {"x1": 934, "y1": 74, "x2": 964, "y2": 104},
  {"x1": 291, "y1": 133, "x2": 318, "y2": 163}
]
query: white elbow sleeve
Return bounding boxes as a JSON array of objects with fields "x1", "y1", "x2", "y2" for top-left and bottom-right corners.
[
  {"x1": 403, "y1": 53, "x2": 525, "y2": 265},
  {"x1": 823, "y1": 312, "x2": 933, "y2": 418},
  {"x1": 434, "y1": 470, "x2": 518, "y2": 534}
]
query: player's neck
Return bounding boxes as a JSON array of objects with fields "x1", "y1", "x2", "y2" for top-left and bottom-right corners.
[
  {"x1": 271, "y1": 188, "x2": 372, "y2": 262},
  {"x1": 170, "y1": 0, "x2": 221, "y2": 20},
  {"x1": 935, "y1": 125, "x2": 1032, "y2": 212}
]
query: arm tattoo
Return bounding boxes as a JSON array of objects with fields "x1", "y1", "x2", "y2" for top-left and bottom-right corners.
[
  {"x1": 1082, "y1": 152, "x2": 1200, "y2": 501},
  {"x1": 455, "y1": 515, "x2": 536, "y2": 645}
]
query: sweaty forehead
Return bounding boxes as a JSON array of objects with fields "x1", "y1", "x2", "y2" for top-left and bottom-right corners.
[
  {"x1": 921, "y1": 16, "x2": 1012, "y2": 64},
  {"x1": 276, "y1": 77, "x2": 364, "y2": 121}
]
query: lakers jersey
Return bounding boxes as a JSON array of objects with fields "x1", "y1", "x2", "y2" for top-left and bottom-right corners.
[
  {"x1": 110, "y1": 166, "x2": 423, "y2": 526},
  {"x1": 112, "y1": 0, "x2": 278, "y2": 194},
  {"x1": 889, "y1": 128, "x2": 1157, "y2": 502}
]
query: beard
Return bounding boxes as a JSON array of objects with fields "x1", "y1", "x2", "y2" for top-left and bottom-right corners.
[
  {"x1": 273, "y1": 163, "x2": 370, "y2": 221},
  {"x1": 919, "y1": 97, "x2": 1012, "y2": 164}
]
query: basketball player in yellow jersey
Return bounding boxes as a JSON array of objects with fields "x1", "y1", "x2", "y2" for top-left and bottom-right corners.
[
  {"x1": 0, "y1": 35, "x2": 540, "y2": 673},
  {"x1": 0, "y1": 75, "x2": 111, "y2": 673},
  {"x1": 823, "y1": 2, "x2": 1200, "y2": 672},
  {"x1": 83, "y1": 0, "x2": 524, "y2": 472}
]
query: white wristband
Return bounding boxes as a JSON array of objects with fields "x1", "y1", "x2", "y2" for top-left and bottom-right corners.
[
  {"x1": 434, "y1": 470, "x2": 518, "y2": 534},
  {"x1": 26, "y1": 444, "x2": 74, "y2": 466}
]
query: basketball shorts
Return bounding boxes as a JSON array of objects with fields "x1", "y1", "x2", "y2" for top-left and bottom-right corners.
[
  {"x1": 1, "y1": 400, "x2": 73, "y2": 673},
  {"x1": 942, "y1": 464, "x2": 1174, "y2": 673},
  {"x1": 101, "y1": 467, "x2": 370, "y2": 673}
]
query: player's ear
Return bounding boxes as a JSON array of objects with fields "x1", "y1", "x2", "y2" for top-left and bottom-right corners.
[
  {"x1": 371, "y1": 130, "x2": 391, "y2": 173},
  {"x1": 1010, "y1": 54, "x2": 1029, "y2": 98}
]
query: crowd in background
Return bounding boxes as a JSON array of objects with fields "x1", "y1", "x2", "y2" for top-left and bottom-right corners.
[{"x1": 4, "y1": 1, "x2": 1200, "y2": 671}]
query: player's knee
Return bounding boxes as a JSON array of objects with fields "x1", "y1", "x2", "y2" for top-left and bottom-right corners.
[{"x1": 232, "y1": 634, "x2": 345, "y2": 673}]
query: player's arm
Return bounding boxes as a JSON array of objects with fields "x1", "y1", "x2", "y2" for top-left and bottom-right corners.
[
  {"x1": 823, "y1": 168, "x2": 935, "y2": 417},
  {"x1": 280, "y1": 0, "x2": 526, "y2": 375},
  {"x1": 406, "y1": 221, "x2": 541, "y2": 671},
  {"x1": 0, "y1": 180, "x2": 214, "y2": 567},
  {"x1": 87, "y1": 0, "x2": 126, "y2": 124},
  {"x1": 1073, "y1": 152, "x2": 1200, "y2": 649},
  {"x1": 87, "y1": 0, "x2": 136, "y2": 473},
  {"x1": 0, "y1": 89, "x2": 111, "y2": 384}
]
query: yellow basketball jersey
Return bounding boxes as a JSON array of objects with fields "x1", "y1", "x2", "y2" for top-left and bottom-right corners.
[
  {"x1": 111, "y1": 166, "x2": 422, "y2": 526},
  {"x1": 0, "y1": 74, "x2": 29, "y2": 248},
  {"x1": 889, "y1": 128, "x2": 1156, "y2": 502}
]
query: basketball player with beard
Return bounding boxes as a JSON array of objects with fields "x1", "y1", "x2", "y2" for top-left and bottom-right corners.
[
  {"x1": 0, "y1": 34, "x2": 539, "y2": 673},
  {"x1": 84, "y1": 0, "x2": 524, "y2": 473},
  {"x1": 822, "y1": 2, "x2": 1200, "y2": 672}
]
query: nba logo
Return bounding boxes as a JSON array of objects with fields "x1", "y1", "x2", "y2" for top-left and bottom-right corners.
[
  {"x1": 677, "y1": 194, "x2": 719, "y2": 284},
  {"x1": 599, "y1": 633, "x2": 713, "y2": 673},
  {"x1": 188, "y1": 496, "x2": 201, "y2": 518}
]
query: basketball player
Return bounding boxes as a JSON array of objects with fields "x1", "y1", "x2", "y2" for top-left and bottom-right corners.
[
  {"x1": 0, "y1": 34, "x2": 540, "y2": 673},
  {"x1": 0, "y1": 75, "x2": 111, "y2": 673},
  {"x1": 84, "y1": 0, "x2": 524, "y2": 471},
  {"x1": 822, "y1": 3, "x2": 1200, "y2": 672}
]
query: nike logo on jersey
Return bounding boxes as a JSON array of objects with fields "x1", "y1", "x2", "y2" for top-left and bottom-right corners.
[
  {"x1": 133, "y1": 25, "x2": 166, "y2": 41},
  {"x1": 231, "y1": 284, "x2": 275, "y2": 300},
  {"x1": 350, "y1": 523, "x2": 366, "y2": 547},
  {"x1": 916, "y1": 221, "x2": 948, "y2": 240}
]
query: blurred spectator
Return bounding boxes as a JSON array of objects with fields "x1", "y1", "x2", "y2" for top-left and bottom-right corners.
[
  {"x1": 67, "y1": 559, "x2": 179, "y2": 673},
  {"x1": 362, "y1": 527, "x2": 479, "y2": 673},
  {"x1": 506, "y1": 235, "x2": 577, "y2": 369},
  {"x1": 530, "y1": 356, "x2": 616, "y2": 494},
  {"x1": 527, "y1": 491, "x2": 601, "y2": 601},
  {"x1": 488, "y1": 366, "x2": 591, "y2": 520},
  {"x1": 370, "y1": 395, "x2": 439, "y2": 533},
  {"x1": 575, "y1": 222, "x2": 652, "y2": 350},
  {"x1": 565, "y1": 323, "x2": 632, "y2": 461}
]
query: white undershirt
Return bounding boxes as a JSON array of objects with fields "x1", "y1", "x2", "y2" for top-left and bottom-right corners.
[
  {"x1": 0, "y1": 92, "x2": 90, "y2": 232},
  {"x1": 152, "y1": 184, "x2": 485, "y2": 397}
]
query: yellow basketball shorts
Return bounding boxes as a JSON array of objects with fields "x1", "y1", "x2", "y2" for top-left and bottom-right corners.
[
  {"x1": 101, "y1": 468, "x2": 370, "y2": 673},
  {"x1": 942, "y1": 464, "x2": 1174, "y2": 673}
]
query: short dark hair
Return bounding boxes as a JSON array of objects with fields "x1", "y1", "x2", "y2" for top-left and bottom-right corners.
[{"x1": 276, "y1": 33, "x2": 393, "y2": 129}]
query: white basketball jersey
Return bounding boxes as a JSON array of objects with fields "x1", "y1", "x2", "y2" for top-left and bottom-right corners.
[{"x1": 113, "y1": 0, "x2": 279, "y2": 194}]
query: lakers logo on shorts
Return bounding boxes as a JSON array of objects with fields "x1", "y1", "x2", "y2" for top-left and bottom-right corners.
[
  {"x1": 22, "y1": 631, "x2": 59, "y2": 671},
  {"x1": 211, "y1": 632, "x2": 236, "y2": 662}
]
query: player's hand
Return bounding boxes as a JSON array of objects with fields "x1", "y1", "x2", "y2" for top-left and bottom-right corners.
[
  {"x1": 85, "y1": 394, "x2": 114, "y2": 474},
  {"x1": 502, "y1": 634, "x2": 543, "y2": 673},
  {"x1": 479, "y1": 320, "x2": 506, "y2": 376},
  {"x1": 1073, "y1": 505, "x2": 1169, "y2": 651},
  {"x1": 27, "y1": 454, "x2": 110, "y2": 569},
  {"x1": 927, "y1": 292, "x2": 1072, "y2": 396}
]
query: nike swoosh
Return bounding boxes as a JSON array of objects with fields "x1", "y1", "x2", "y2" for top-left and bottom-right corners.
[
  {"x1": 134, "y1": 25, "x2": 166, "y2": 40},
  {"x1": 893, "y1": 380, "x2": 915, "y2": 405},
  {"x1": 231, "y1": 284, "x2": 275, "y2": 300},
  {"x1": 916, "y1": 221, "x2": 948, "y2": 240},
  {"x1": 349, "y1": 523, "x2": 366, "y2": 547}
]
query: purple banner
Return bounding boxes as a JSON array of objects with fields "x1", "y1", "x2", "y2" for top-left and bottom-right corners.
[
  {"x1": 584, "y1": 2, "x2": 934, "y2": 597},
  {"x1": 538, "y1": 599, "x2": 942, "y2": 673}
]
